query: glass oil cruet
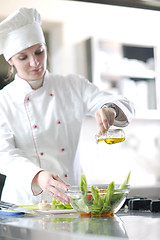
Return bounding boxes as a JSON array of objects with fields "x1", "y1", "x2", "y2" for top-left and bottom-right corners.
[{"x1": 95, "y1": 128, "x2": 125, "y2": 145}]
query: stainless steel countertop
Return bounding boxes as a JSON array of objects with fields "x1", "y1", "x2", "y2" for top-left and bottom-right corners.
[{"x1": 0, "y1": 209, "x2": 160, "y2": 240}]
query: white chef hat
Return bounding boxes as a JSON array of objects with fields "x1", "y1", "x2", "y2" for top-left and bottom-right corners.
[{"x1": 0, "y1": 8, "x2": 46, "y2": 61}]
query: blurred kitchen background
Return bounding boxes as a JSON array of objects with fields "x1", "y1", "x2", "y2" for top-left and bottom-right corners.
[{"x1": 1, "y1": 0, "x2": 160, "y2": 191}]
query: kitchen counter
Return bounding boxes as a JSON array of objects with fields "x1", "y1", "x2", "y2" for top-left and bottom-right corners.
[{"x1": 0, "y1": 209, "x2": 160, "y2": 240}]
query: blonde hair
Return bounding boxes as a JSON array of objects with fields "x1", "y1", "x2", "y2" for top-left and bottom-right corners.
[{"x1": 5, "y1": 65, "x2": 16, "y2": 83}]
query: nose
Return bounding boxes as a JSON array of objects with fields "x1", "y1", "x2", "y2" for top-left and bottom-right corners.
[{"x1": 30, "y1": 56, "x2": 39, "y2": 67}]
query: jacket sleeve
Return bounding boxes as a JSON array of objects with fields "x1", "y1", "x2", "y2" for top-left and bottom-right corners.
[
  {"x1": 0, "y1": 112, "x2": 43, "y2": 195},
  {"x1": 78, "y1": 75, "x2": 135, "y2": 127}
]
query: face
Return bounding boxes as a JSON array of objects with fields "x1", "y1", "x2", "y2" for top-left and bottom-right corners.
[{"x1": 8, "y1": 43, "x2": 47, "y2": 81}]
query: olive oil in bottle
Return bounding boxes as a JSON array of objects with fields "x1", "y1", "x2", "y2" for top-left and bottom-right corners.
[
  {"x1": 95, "y1": 129, "x2": 125, "y2": 145},
  {"x1": 96, "y1": 137, "x2": 125, "y2": 144}
]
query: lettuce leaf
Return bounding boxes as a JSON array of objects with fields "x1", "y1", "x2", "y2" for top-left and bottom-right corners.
[
  {"x1": 90, "y1": 186, "x2": 104, "y2": 213},
  {"x1": 102, "y1": 181, "x2": 115, "y2": 212},
  {"x1": 52, "y1": 198, "x2": 73, "y2": 210}
]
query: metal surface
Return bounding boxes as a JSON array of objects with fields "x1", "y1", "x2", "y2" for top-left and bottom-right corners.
[
  {"x1": 0, "y1": 209, "x2": 160, "y2": 240},
  {"x1": 0, "y1": 187, "x2": 160, "y2": 239},
  {"x1": 0, "y1": 212, "x2": 126, "y2": 240},
  {"x1": 70, "y1": 0, "x2": 160, "y2": 11}
]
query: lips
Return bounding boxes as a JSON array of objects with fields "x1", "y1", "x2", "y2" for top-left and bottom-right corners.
[{"x1": 32, "y1": 67, "x2": 42, "y2": 72}]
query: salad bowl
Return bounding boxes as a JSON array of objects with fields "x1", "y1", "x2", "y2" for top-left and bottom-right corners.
[{"x1": 67, "y1": 173, "x2": 130, "y2": 217}]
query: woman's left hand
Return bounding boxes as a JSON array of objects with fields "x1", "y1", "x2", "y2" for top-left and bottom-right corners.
[{"x1": 95, "y1": 107, "x2": 116, "y2": 135}]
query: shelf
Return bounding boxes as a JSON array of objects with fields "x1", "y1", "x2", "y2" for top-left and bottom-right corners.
[
  {"x1": 90, "y1": 37, "x2": 159, "y2": 116},
  {"x1": 101, "y1": 69, "x2": 156, "y2": 80}
]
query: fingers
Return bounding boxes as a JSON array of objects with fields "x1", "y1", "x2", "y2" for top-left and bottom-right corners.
[
  {"x1": 53, "y1": 174, "x2": 70, "y2": 188},
  {"x1": 37, "y1": 171, "x2": 71, "y2": 204},
  {"x1": 48, "y1": 185, "x2": 71, "y2": 205},
  {"x1": 95, "y1": 108, "x2": 116, "y2": 135},
  {"x1": 49, "y1": 174, "x2": 71, "y2": 204}
]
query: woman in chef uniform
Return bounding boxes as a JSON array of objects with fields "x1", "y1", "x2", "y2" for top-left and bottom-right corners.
[{"x1": 0, "y1": 8, "x2": 134, "y2": 205}]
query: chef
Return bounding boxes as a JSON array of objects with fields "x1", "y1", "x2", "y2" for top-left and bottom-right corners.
[{"x1": 0, "y1": 8, "x2": 135, "y2": 205}]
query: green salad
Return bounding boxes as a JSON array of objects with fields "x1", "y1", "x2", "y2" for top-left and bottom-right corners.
[
  {"x1": 51, "y1": 172, "x2": 130, "y2": 216},
  {"x1": 71, "y1": 171, "x2": 131, "y2": 216}
]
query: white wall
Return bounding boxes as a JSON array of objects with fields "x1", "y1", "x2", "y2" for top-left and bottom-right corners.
[
  {"x1": 1, "y1": 1, "x2": 160, "y2": 187},
  {"x1": 80, "y1": 117, "x2": 160, "y2": 187},
  {"x1": 1, "y1": 1, "x2": 160, "y2": 74}
]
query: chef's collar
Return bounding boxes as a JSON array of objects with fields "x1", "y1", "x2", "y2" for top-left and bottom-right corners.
[{"x1": 14, "y1": 70, "x2": 48, "y2": 90}]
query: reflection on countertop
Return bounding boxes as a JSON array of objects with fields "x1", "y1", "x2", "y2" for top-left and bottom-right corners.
[
  {"x1": 1, "y1": 208, "x2": 160, "y2": 240},
  {"x1": 0, "y1": 212, "x2": 128, "y2": 240}
]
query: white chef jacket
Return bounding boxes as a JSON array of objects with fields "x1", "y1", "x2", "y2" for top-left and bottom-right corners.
[{"x1": 0, "y1": 71, "x2": 134, "y2": 204}]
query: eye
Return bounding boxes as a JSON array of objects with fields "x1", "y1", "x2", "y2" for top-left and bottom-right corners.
[
  {"x1": 35, "y1": 48, "x2": 44, "y2": 55},
  {"x1": 18, "y1": 55, "x2": 27, "y2": 61}
]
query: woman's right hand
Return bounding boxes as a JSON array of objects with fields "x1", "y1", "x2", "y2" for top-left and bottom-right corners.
[{"x1": 33, "y1": 170, "x2": 71, "y2": 204}]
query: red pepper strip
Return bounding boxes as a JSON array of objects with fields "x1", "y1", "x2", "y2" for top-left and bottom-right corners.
[{"x1": 88, "y1": 194, "x2": 92, "y2": 201}]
